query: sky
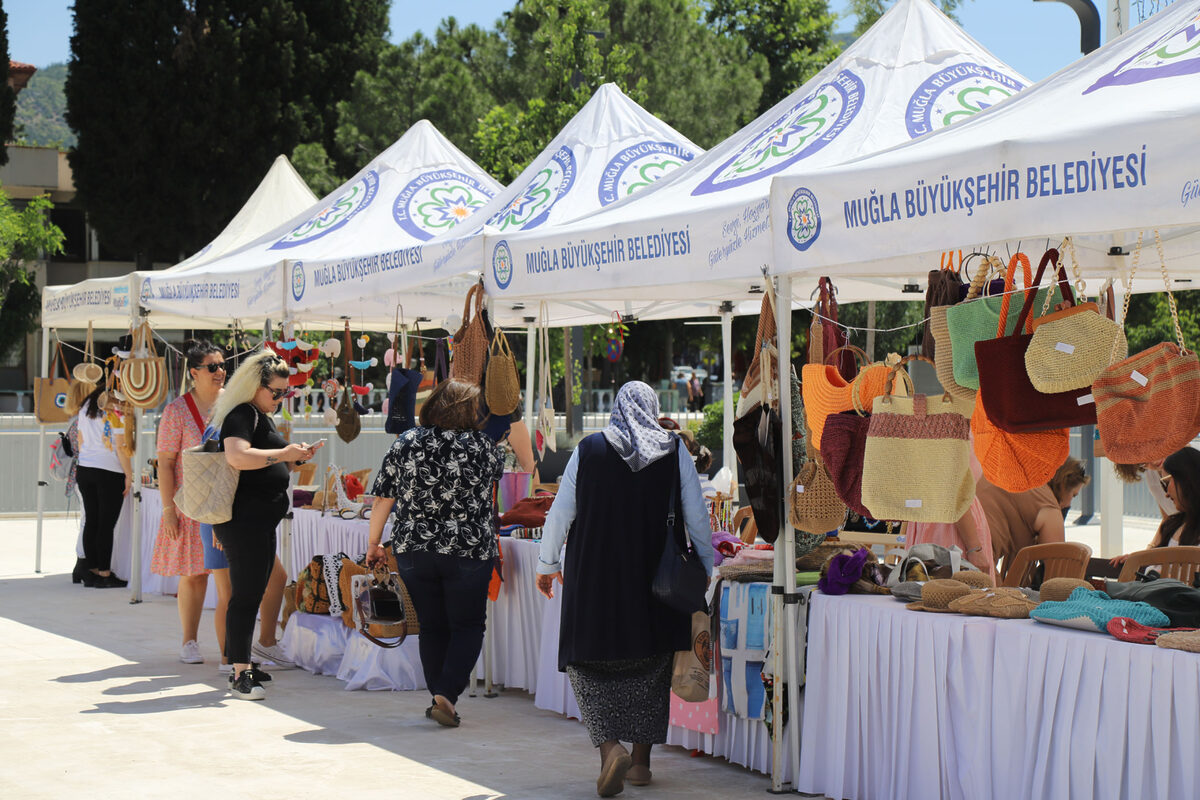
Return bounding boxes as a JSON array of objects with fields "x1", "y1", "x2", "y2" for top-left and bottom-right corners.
[{"x1": 6, "y1": 0, "x2": 1133, "y2": 84}]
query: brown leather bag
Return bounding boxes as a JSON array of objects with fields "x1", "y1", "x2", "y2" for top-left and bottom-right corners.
[
  {"x1": 450, "y1": 282, "x2": 488, "y2": 385},
  {"x1": 35, "y1": 343, "x2": 72, "y2": 424}
]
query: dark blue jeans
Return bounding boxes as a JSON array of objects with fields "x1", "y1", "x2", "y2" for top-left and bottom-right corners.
[{"x1": 395, "y1": 550, "x2": 493, "y2": 706}]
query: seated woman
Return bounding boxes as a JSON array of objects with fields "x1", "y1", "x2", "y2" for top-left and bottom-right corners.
[
  {"x1": 1111, "y1": 447, "x2": 1200, "y2": 567},
  {"x1": 977, "y1": 457, "x2": 1089, "y2": 580},
  {"x1": 908, "y1": 451, "x2": 994, "y2": 577}
]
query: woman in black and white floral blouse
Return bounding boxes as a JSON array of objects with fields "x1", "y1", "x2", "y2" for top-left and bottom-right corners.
[{"x1": 366, "y1": 378, "x2": 504, "y2": 728}]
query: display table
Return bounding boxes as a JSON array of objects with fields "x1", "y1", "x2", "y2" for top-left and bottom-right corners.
[{"x1": 799, "y1": 592, "x2": 1200, "y2": 800}]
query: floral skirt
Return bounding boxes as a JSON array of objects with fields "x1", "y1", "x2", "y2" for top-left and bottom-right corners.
[
  {"x1": 151, "y1": 513, "x2": 209, "y2": 577},
  {"x1": 566, "y1": 654, "x2": 673, "y2": 747}
]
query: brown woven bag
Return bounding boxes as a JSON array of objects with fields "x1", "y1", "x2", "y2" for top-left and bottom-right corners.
[
  {"x1": 789, "y1": 456, "x2": 847, "y2": 535},
  {"x1": 484, "y1": 328, "x2": 521, "y2": 415},
  {"x1": 450, "y1": 282, "x2": 488, "y2": 385}
]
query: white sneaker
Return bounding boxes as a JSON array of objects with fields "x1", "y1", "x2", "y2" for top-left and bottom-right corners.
[
  {"x1": 179, "y1": 640, "x2": 204, "y2": 664},
  {"x1": 251, "y1": 641, "x2": 295, "y2": 669},
  {"x1": 217, "y1": 662, "x2": 233, "y2": 675}
]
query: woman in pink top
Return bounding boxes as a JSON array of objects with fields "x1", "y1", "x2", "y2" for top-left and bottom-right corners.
[{"x1": 907, "y1": 442, "x2": 995, "y2": 579}]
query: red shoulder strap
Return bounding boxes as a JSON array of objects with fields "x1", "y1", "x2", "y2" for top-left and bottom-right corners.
[{"x1": 182, "y1": 392, "x2": 206, "y2": 435}]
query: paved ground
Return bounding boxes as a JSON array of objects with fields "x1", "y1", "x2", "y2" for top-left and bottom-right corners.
[{"x1": 0, "y1": 518, "x2": 772, "y2": 800}]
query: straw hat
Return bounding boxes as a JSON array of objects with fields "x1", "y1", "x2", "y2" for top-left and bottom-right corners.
[
  {"x1": 1156, "y1": 630, "x2": 1200, "y2": 653},
  {"x1": 952, "y1": 570, "x2": 995, "y2": 589},
  {"x1": 1039, "y1": 578, "x2": 1094, "y2": 603},
  {"x1": 948, "y1": 587, "x2": 1038, "y2": 618},
  {"x1": 906, "y1": 579, "x2": 972, "y2": 613}
]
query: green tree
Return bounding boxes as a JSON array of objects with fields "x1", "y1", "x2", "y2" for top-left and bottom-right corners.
[
  {"x1": 1124, "y1": 292, "x2": 1200, "y2": 356},
  {"x1": 0, "y1": 0, "x2": 14, "y2": 165},
  {"x1": 0, "y1": 191, "x2": 65, "y2": 358},
  {"x1": 13, "y1": 63, "x2": 74, "y2": 148},
  {"x1": 707, "y1": 0, "x2": 842, "y2": 115}
]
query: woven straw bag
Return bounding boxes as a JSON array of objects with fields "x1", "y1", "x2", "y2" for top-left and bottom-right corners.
[
  {"x1": 922, "y1": 252, "x2": 967, "y2": 360},
  {"x1": 860, "y1": 356, "x2": 975, "y2": 523},
  {"x1": 35, "y1": 343, "x2": 72, "y2": 424},
  {"x1": 1026, "y1": 239, "x2": 1127, "y2": 392},
  {"x1": 929, "y1": 305, "x2": 975, "y2": 401},
  {"x1": 801, "y1": 345, "x2": 891, "y2": 452},
  {"x1": 450, "y1": 282, "x2": 488, "y2": 385},
  {"x1": 73, "y1": 322, "x2": 105, "y2": 385},
  {"x1": 121, "y1": 322, "x2": 167, "y2": 409},
  {"x1": 738, "y1": 291, "x2": 777, "y2": 414},
  {"x1": 1093, "y1": 231, "x2": 1200, "y2": 464},
  {"x1": 177, "y1": 444, "x2": 239, "y2": 524},
  {"x1": 534, "y1": 303, "x2": 556, "y2": 456},
  {"x1": 945, "y1": 254, "x2": 1066, "y2": 390},
  {"x1": 789, "y1": 456, "x2": 847, "y2": 534},
  {"x1": 485, "y1": 328, "x2": 521, "y2": 415},
  {"x1": 971, "y1": 392, "x2": 1068, "y2": 493}
]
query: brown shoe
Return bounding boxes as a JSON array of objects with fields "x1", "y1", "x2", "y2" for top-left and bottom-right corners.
[
  {"x1": 626, "y1": 765, "x2": 651, "y2": 786},
  {"x1": 597, "y1": 744, "x2": 632, "y2": 797}
]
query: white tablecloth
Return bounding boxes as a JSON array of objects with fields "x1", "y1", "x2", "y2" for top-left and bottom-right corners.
[
  {"x1": 290, "y1": 508, "x2": 372, "y2": 577},
  {"x1": 281, "y1": 612, "x2": 427, "y2": 690},
  {"x1": 800, "y1": 592, "x2": 1200, "y2": 800}
]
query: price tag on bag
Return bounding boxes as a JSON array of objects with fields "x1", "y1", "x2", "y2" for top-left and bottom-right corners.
[
  {"x1": 1076, "y1": 393, "x2": 1094, "y2": 406},
  {"x1": 1131, "y1": 370, "x2": 1148, "y2": 386},
  {"x1": 1055, "y1": 342, "x2": 1076, "y2": 355},
  {"x1": 905, "y1": 499, "x2": 922, "y2": 508},
  {"x1": 795, "y1": 484, "x2": 805, "y2": 493}
]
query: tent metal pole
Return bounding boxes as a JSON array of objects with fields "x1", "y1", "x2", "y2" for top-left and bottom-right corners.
[
  {"x1": 129, "y1": 302, "x2": 144, "y2": 603},
  {"x1": 280, "y1": 293, "x2": 294, "y2": 582},
  {"x1": 720, "y1": 307, "x2": 734, "y2": 477},
  {"x1": 34, "y1": 327, "x2": 50, "y2": 573},
  {"x1": 1099, "y1": 234, "x2": 1127, "y2": 556},
  {"x1": 524, "y1": 323, "x2": 536, "y2": 442}
]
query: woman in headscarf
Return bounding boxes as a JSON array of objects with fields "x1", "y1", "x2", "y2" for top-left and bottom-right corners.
[{"x1": 536, "y1": 381, "x2": 713, "y2": 798}]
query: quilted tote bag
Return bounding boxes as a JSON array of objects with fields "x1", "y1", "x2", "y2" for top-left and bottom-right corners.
[
  {"x1": 1025, "y1": 239, "x2": 1128, "y2": 393},
  {"x1": 975, "y1": 249, "x2": 1097, "y2": 432},
  {"x1": 946, "y1": 253, "x2": 1066, "y2": 390},
  {"x1": 35, "y1": 343, "x2": 72, "y2": 424},
  {"x1": 1094, "y1": 230, "x2": 1200, "y2": 464},
  {"x1": 177, "y1": 442, "x2": 239, "y2": 524},
  {"x1": 971, "y1": 392, "x2": 1068, "y2": 493},
  {"x1": 121, "y1": 322, "x2": 167, "y2": 409},
  {"x1": 861, "y1": 357, "x2": 975, "y2": 523},
  {"x1": 484, "y1": 328, "x2": 521, "y2": 416},
  {"x1": 72, "y1": 322, "x2": 105, "y2": 385},
  {"x1": 801, "y1": 345, "x2": 891, "y2": 452},
  {"x1": 789, "y1": 455, "x2": 847, "y2": 534},
  {"x1": 450, "y1": 282, "x2": 488, "y2": 385}
]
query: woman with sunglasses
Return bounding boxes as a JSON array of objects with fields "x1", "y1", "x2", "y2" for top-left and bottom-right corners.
[
  {"x1": 152, "y1": 340, "x2": 226, "y2": 664},
  {"x1": 1112, "y1": 447, "x2": 1200, "y2": 566},
  {"x1": 210, "y1": 350, "x2": 323, "y2": 700}
]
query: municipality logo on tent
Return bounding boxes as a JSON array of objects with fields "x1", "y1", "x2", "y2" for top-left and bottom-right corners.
[
  {"x1": 291, "y1": 262, "x2": 306, "y2": 301},
  {"x1": 271, "y1": 170, "x2": 380, "y2": 250},
  {"x1": 492, "y1": 240, "x2": 513, "y2": 290},
  {"x1": 1085, "y1": 12, "x2": 1200, "y2": 93},
  {"x1": 905, "y1": 62, "x2": 1025, "y2": 139},
  {"x1": 786, "y1": 188, "x2": 822, "y2": 252},
  {"x1": 140, "y1": 278, "x2": 153, "y2": 304}
]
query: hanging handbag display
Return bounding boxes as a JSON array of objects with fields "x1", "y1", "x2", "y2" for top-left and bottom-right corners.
[
  {"x1": 860, "y1": 356, "x2": 975, "y2": 523},
  {"x1": 733, "y1": 333, "x2": 783, "y2": 544},
  {"x1": 801, "y1": 344, "x2": 891, "y2": 452},
  {"x1": 352, "y1": 572, "x2": 410, "y2": 648},
  {"x1": 335, "y1": 323, "x2": 361, "y2": 443},
  {"x1": 1094, "y1": 230, "x2": 1200, "y2": 464},
  {"x1": 35, "y1": 343, "x2": 73, "y2": 424},
  {"x1": 813, "y1": 277, "x2": 855, "y2": 382},
  {"x1": 120, "y1": 322, "x2": 168, "y2": 409},
  {"x1": 385, "y1": 309, "x2": 422, "y2": 436},
  {"x1": 975, "y1": 249, "x2": 1097, "y2": 432},
  {"x1": 449, "y1": 282, "x2": 489, "y2": 385},
  {"x1": 945, "y1": 253, "x2": 1065, "y2": 391},
  {"x1": 1025, "y1": 239, "x2": 1128, "y2": 393},
  {"x1": 484, "y1": 327, "x2": 521, "y2": 416},
  {"x1": 819, "y1": 371, "x2": 899, "y2": 518},
  {"x1": 652, "y1": 440, "x2": 707, "y2": 614},
  {"x1": 788, "y1": 455, "x2": 847, "y2": 534},
  {"x1": 971, "y1": 392, "x2": 1069, "y2": 493},
  {"x1": 922, "y1": 251, "x2": 967, "y2": 360},
  {"x1": 433, "y1": 337, "x2": 450, "y2": 385},
  {"x1": 736, "y1": 291, "x2": 777, "y2": 417},
  {"x1": 177, "y1": 439, "x2": 239, "y2": 524},
  {"x1": 73, "y1": 322, "x2": 105, "y2": 384},
  {"x1": 535, "y1": 302, "x2": 556, "y2": 457}
]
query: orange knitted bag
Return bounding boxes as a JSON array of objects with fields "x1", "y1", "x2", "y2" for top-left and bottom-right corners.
[
  {"x1": 970, "y1": 392, "x2": 1068, "y2": 493},
  {"x1": 802, "y1": 345, "x2": 891, "y2": 452}
]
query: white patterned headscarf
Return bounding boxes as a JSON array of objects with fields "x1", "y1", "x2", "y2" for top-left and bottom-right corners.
[{"x1": 602, "y1": 381, "x2": 675, "y2": 472}]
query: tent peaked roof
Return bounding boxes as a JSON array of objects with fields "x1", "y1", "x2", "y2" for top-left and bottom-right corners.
[
  {"x1": 484, "y1": 0, "x2": 1028, "y2": 303},
  {"x1": 769, "y1": 0, "x2": 1200, "y2": 286},
  {"x1": 167, "y1": 154, "x2": 318, "y2": 273}
]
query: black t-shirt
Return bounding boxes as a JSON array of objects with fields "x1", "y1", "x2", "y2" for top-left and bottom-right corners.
[{"x1": 220, "y1": 402, "x2": 290, "y2": 522}]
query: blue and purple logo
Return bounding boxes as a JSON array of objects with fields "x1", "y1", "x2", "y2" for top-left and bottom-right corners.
[
  {"x1": 392, "y1": 170, "x2": 495, "y2": 240},
  {"x1": 270, "y1": 170, "x2": 379, "y2": 250},
  {"x1": 905, "y1": 62, "x2": 1025, "y2": 138},
  {"x1": 488, "y1": 147, "x2": 578, "y2": 231},
  {"x1": 597, "y1": 140, "x2": 695, "y2": 206},
  {"x1": 1085, "y1": 12, "x2": 1200, "y2": 93}
]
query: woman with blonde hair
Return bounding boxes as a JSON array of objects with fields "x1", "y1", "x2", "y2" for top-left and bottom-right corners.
[{"x1": 212, "y1": 350, "x2": 322, "y2": 700}]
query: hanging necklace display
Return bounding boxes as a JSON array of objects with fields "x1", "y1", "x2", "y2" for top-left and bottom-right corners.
[
  {"x1": 348, "y1": 325, "x2": 378, "y2": 414},
  {"x1": 605, "y1": 311, "x2": 627, "y2": 362}
]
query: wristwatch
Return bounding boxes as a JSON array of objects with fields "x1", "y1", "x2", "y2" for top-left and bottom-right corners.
[{"x1": 965, "y1": 546, "x2": 983, "y2": 554}]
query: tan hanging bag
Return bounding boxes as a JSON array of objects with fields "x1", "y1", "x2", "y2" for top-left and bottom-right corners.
[
  {"x1": 450, "y1": 282, "x2": 489, "y2": 385},
  {"x1": 485, "y1": 328, "x2": 521, "y2": 415}
]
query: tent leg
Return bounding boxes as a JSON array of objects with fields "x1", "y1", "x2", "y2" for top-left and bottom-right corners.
[
  {"x1": 129, "y1": 407, "x2": 143, "y2": 604},
  {"x1": 35, "y1": 328, "x2": 50, "y2": 574},
  {"x1": 524, "y1": 324, "x2": 536, "y2": 441},
  {"x1": 720, "y1": 307, "x2": 734, "y2": 477},
  {"x1": 484, "y1": 598, "x2": 497, "y2": 697}
]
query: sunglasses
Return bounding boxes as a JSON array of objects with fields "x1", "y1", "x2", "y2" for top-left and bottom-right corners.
[
  {"x1": 1160, "y1": 475, "x2": 1173, "y2": 493},
  {"x1": 266, "y1": 386, "x2": 292, "y2": 401},
  {"x1": 196, "y1": 363, "x2": 226, "y2": 373}
]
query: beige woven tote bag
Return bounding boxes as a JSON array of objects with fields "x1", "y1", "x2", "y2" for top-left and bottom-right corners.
[
  {"x1": 484, "y1": 328, "x2": 521, "y2": 415},
  {"x1": 177, "y1": 445, "x2": 239, "y2": 524}
]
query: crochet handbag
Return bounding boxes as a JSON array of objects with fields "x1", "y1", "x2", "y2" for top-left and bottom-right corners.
[
  {"x1": 860, "y1": 356, "x2": 975, "y2": 523},
  {"x1": 818, "y1": 373, "x2": 877, "y2": 518},
  {"x1": 733, "y1": 342, "x2": 783, "y2": 544},
  {"x1": 336, "y1": 323, "x2": 361, "y2": 442},
  {"x1": 72, "y1": 322, "x2": 105, "y2": 384},
  {"x1": 1025, "y1": 238, "x2": 1128, "y2": 393},
  {"x1": 789, "y1": 455, "x2": 847, "y2": 535},
  {"x1": 929, "y1": 305, "x2": 976, "y2": 402},
  {"x1": 352, "y1": 572, "x2": 410, "y2": 648},
  {"x1": 1094, "y1": 230, "x2": 1200, "y2": 464},
  {"x1": 484, "y1": 327, "x2": 521, "y2": 416},
  {"x1": 975, "y1": 248, "x2": 1097, "y2": 432},
  {"x1": 801, "y1": 345, "x2": 891, "y2": 452},
  {"x1": 737, "y1": 291, "x2": 777, "y2": 417},
  {"x1": 177, "y1": 440, "x2": 239, "y2": 524},
  {"x1": 945, "y1": 253, "x2": 1065, "y2": 390},
  {"x1": 449, "y1": 281, "x2": 488, "y2": 385},
  {"x1": 971, "y1": 391, "x2": 1068, "y2": 493},
  {"x1": 922, "y1": 251, "x2": 967, "y2": 360},
  {"x1": 35, "y1": 342, "x2": 72, "y2": 424},
  {"x1": 813, "y1": 277, "x2": 855, "y2": 382},
  {"x1": 120, "y1": 322, "x2": 168, "y2": 409}
]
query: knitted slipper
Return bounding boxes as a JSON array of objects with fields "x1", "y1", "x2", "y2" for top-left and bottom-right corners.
[
  {"x1": 597, "y1": 745, "x2": 632, "y2": 797},
  {"x1": 1106, "y1": 617, "x2": 1198, "y2": 645}
]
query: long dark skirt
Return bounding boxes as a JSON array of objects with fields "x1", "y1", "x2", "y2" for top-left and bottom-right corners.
[{"x1": 566, "y1": 654, "x2": 673, "y2": 747}]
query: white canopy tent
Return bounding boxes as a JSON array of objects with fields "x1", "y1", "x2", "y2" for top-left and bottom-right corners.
[{"x1": 482, "y1": 0, "x2": 1030, "y2": 311}]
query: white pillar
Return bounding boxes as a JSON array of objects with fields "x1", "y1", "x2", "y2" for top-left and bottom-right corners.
[
  {"x1": 34, "y1": 328, "x2": 50, "y2": 573},
  {"x1": 720, "y1": 308, "x2": 734, "y2": 477}
]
